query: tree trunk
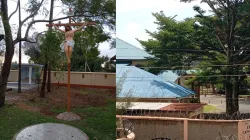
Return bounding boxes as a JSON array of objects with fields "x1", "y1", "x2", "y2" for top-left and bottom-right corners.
[
  {"x1": 40, "y1": 63, "x2": 48, "y2": 98},
  {"x1": 225, "y1": 49, "x2": 233, "y2": 114},
  {"x1": 225, "y1": 52, "x2": 234, "y2": 115},
  {"x1": 232, "y1": 67, "x2": 239, "y2": 113},
  {"x1": 46, "y1": 0, "x2": 54, "y2": 92},
  {"x1": 211, "y1": 83, "x2": 215, "y2": 95},
  {"x1": 0, "y1": 0, "x2": 15, "y2": 107},
  {"x1": 0, "y1": 48, "x2": 14, "y2": 107},
  {"x1": 225, "y1": 76, "x2": 233, "y2": 115},
  {"x1": 191, "y1": 82, "x2": 194, "y2": 91},
  {"x1": 47, "y1": 65, "x2": 51, "y2": 92},
  {"x1": 18, "y1": 0, "x2": 21, "y2": 93}
]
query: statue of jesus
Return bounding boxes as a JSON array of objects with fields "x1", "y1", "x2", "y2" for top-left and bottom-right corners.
[{"x1": 52, "y1": 23, "x2": 87, "y2": 63}]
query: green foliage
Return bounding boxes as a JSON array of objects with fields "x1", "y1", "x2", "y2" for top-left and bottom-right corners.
[
  {"x1": 68, "y1": 30, "x2": 106, "y2": 72},
  {"x1": 25, "y1": 31, "x2": 64, "y2": 70},
  {"x1": 190, "y1": 98, "x2": 200, "y2": 103},
  {"x1": 216, "y1": 83, "x2": 224, "y2": 90},
  {"x1": 61, "y1": 0, "x2": 115, "y2": 46},
  {"x1": 61, "y1": 0, "x2": 115, "y2": 30},
  {"x1": 137, "y1": 12, "x2": 199, "y2": 75},
  {"x1": 33, "y1": 66, "x2": 41, "y2": 80},
  {"x1": 40, "y1": 30, "x2": 63, "y2": 65}
]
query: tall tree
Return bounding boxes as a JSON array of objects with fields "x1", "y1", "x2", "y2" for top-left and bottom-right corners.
[{"x1": 138, "y1": 1, "x2": 250, "y2": 115}]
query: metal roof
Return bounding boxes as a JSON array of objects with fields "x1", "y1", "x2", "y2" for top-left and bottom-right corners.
[
  {"x1": 159, "y1": 70, "x2": 197, "y2": 82},
  {"x1": 116, "y1": 65, "x2": 196, "y2": 99},
  {"x1": 116, "y1": 38, "x2": 152, "y2": 60}
]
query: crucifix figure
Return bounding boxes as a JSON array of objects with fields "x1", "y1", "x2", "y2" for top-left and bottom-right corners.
[
  {"x1": 46, "y1": 8, "x2": 96, "y2": 112},
  {"x1": 52, "y1": 23, "x2": 86, "y2": 63},
  {"x1": 46, "y1": 8, "x2": 95, "y2": 63}
]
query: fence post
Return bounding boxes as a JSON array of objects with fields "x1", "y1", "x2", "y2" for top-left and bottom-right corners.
[{"x1": 184, "y1": 119, "x2": 188, "y2": 140}]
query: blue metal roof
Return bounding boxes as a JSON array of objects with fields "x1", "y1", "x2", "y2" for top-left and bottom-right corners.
[
  {"x1": 159, "y1": 70, "x2": 197, "y2": 82},
  {"x1": 116, "y1": 38, "x2": 152, "y2": 60},
  {"x1": 116, "y1": 65, "x2": 196, "y2": 99}
]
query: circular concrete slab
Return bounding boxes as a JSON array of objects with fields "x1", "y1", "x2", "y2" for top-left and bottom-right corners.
[{"x1": 13, "y1": 123, "x2": 89, "y2": 140}]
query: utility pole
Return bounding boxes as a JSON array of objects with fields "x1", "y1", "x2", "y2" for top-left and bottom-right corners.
[{"x1": 18, "y1": 0, "x2": 21, "y2": 93}]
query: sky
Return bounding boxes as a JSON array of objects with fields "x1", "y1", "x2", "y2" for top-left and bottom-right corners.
[
  {"x1": 116, "y1": 0, "x2": 211, "y2": 81},
  {"x1": 117, "y1": 0, "x2": 210, "y2": 49},
  {"x1": 7, "y1": 0, "x2": 115, "y2": 63}
]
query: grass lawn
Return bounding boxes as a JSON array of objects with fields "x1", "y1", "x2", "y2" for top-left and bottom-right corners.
[
  {"x1": 1, "y1": 87, "x2": 116, "y2": 140},
  {"x1": 203, "y1": 105, "x2": 219, "y2": 113}
]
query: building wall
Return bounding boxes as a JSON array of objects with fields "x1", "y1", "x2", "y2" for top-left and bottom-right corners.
[
  {"x1": 8, "y1": 70, "x2": 18, "y2": 82},
  {"x1": 42, "y1": 71, "x2": 116, "y2": 88},
  {"x1": 188, "y1": 120, "x2": 238, "y2": 140},
  {"x1": 117, "y1": 115, "x2": 241, "y2": 140},
  {"x1": 123, "y1": 116, "x2": 184, "y2": 140},
  {"x1": 7, "y1": 70, "x2": 116, "y2": 88}
]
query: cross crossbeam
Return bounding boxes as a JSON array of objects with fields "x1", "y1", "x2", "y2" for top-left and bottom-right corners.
[{"x1": 46, "y1": 22, "x2": 96, "y2": 27}]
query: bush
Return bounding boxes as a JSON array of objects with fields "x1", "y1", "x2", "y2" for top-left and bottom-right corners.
[{"x1": 190, "y1": 98, "x2": 200, "y2": 103}]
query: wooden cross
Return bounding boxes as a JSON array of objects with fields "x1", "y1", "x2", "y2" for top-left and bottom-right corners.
[{"x1": 46, "y1": 8, "x2": 96, "y2": 112}]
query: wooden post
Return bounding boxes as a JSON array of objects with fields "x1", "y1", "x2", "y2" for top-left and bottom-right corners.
[
  {"x1": 67, "y1": 8, "x2": 72, "y2": 112},
  {"x1": 67, "y1": 55, "x2": 70, "y2": 112}
]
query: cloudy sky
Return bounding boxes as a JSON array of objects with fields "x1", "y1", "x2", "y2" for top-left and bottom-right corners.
[
  {"x1": 117, "y1": 0, "x2": 210, "y2": 49},
  {"x1": 7, "y1": 0, "x2": 115, "y2": 63}
]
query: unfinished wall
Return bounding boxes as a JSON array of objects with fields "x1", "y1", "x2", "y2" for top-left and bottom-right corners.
[{"x1": 117, "y1": 115, "x2": 242, "y2": 140}]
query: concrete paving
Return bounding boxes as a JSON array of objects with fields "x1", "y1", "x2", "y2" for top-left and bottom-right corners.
[
  {"x1": 7, "y1": 82, "x2": 38, "y2": 91},
  {"x1": 200, "y1": 95, "x2": 250, "y2": 113},
  {"x1": 13, "y1": 123, "x2": 88, "y2": 140}
]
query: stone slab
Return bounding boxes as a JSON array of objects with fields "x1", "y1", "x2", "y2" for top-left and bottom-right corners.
[{"x1": 13, "y1": 123, "x2": 88, "y2": 140}]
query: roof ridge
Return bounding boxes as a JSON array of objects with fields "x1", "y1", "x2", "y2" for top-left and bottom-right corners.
[{"x1": 116, "y1": 37, "x2": 145, "y2": 51}]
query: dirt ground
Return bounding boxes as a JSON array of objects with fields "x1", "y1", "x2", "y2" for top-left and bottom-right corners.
[{"x1": 5, "y1": 86, "x2": 115, "y2": 116}]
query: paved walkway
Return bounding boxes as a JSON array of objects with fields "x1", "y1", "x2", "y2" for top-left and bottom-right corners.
[
  {"x1": 7, "y1": 82, "x2": 38, "y2": 91},
  {"x1": 200, "y1": 95, "x2": 250, "y2": 113},
  {"x1": 13, "y1": 123, "x2": 88, "y2": 140}
]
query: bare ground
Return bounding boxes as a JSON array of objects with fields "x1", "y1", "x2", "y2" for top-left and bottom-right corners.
[{"x1": 5, "y1": 86, "x2": 115, "y2": 116}]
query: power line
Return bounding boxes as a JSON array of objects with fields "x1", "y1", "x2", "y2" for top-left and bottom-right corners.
[
  {"x1": 116, "y1": 74, "x2": 250, "y2": 78},
  {"x1": 116, "y1": 48, "x2": 250, "y2": 52},
  {"x1": 116, "y1": 53, "x2": 250, "y2": 58},
  {"x1": 116, "y1": 64, "x2": 250, "y2": 68}
]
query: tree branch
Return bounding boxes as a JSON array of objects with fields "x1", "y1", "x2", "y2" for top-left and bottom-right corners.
[
  {"x1": 237, "y1": 55, "x2": 250, "y2": 64},
  {"x1": 216, "y1": 0, "x2": 227, "y2": 9},
  {"x1": 16, "y1": 31, "x2": 45, "y2": 44},
  {"x1": 21, "y1": 0, "x2": 45, "y2": 25},
  {"x1": 16, "y1": 0, "x2": 45, "y2": 41},
  {"x1": 229, "y1": 1, "x2": 237, "y2": 47},
  {"x1": 206, "y1": 0, "x2": 222, "y2": 17},
  {"x1": 233, "y1": 42, "x2": 250, "y2": 56},
  {"x1": 216, "y1": 34, "x2": 227, "y2": 53},
  {"x1": 8, "y1": 0, "x2": 19, "y2": 21}
]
